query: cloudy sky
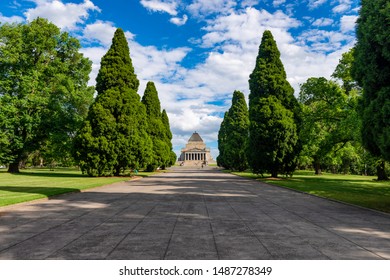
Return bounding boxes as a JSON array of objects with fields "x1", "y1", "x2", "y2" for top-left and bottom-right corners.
[{"x1": 0, "y1": 0, "x2": 359, "y2": 159}]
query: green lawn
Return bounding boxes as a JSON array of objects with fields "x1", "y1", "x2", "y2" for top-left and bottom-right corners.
[
  {"x1": 0, "y1": 168, "x2": 154, "y2": 207},
  {"x1": 229, "y1": 170, "x2": 390, "y2": 213}
]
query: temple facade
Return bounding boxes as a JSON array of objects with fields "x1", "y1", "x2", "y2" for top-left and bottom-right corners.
[{"x1": 179, "y1": 132, "x2": 211, "y2": 166}]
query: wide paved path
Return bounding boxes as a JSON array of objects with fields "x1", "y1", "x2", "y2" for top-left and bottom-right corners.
[{"x1": 1, "y1": 167, "x2": 389, "y2": 259}]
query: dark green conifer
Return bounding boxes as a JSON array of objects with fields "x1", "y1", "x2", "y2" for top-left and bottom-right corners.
[
  {"x1": 217, "y1": 112, "x2": 228, "y2": 169},
  {"x1": 161, "y1": 109, "x2": 177, "y2": 168},
  {"x1": 217, "y1": 91, "x2": 249, "y2": 171},
  {"x1": 142, "y1": 81, "x2": 170, "y2": 171},
  {"x1": 74, "y1": 28, "x2": 151, "y2": 176},
  {"x1": 352, "y1": 0, "x2": 390, "y2": 180},
  {"x1": 248, "y1": 30, "x2": 300, "y2": 177}
]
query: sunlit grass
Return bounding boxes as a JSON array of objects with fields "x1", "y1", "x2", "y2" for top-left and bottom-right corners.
[
  {"x1": 0, "y1": 168, "x2": 156, "y2": 207},
  {"x1": 228, "y1": 170, "x2": 390, "y2": 213}
]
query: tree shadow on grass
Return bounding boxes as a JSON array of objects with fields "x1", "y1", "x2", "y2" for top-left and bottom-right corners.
[{"x1": 0, "y1": 186, "x2": 81, "y2": 207}]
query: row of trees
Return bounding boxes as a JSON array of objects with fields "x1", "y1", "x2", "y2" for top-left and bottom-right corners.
[
  {"x1": 0, "y1": 19, "x2": 176, "y2": 176},
  {"x1": 74, "y1": 28, "x2": 176, "y2": 176},
  {"x1": 218, "y1": 0, "x2": 389, "y2": 179},
  {"x1": 218, "y1": 30, "x2": 301, "y2": 177}
]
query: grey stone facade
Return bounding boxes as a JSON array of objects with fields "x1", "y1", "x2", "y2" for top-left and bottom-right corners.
[{"x1": 179, "y1": 132, "x2": 211, "y2": 166}]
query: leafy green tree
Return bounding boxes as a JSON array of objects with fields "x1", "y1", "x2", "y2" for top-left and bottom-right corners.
[
  {"x1": 248, "y1": 30, "x2": 300, "y2": 177},
  {"x1": 141, "y1": 81, "x2": 171, "y2": 171},
  {"x1": 352, "y1": 0, "x2": 390, "y2": 180},
  {"x1": 298, "y1": 77, "x2": 360, "y2": 174},
  {"x1": 332, "y1": 48, "x2": 359, "y2": 94},
  {"x1": 74, "y1": 28, "x2": 152, "y2": 176},
  {"x1": 161, "y1": 109, "x2": 177, "y2": 168},
  {"x1": 0, "y1": 18, "x2": 93, "y2": 173},
  {"x1": 217, "y1": 90, "x2": 249, "y2": 171}
]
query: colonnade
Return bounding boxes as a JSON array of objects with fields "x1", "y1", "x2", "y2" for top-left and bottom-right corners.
[{"x1": 184, "y1": 152, "x2": 206, "y2": 161}]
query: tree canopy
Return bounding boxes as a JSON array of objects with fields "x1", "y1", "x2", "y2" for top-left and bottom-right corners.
[
  {"x1": 0, "y1": 18, "x2": 94, "y2": 173},
  {"x1": 353, "y1": 0, "x2": 390, "y2": 161},
  {"x1": 217, "y1": 90, "x2": 249, "y2": 171},
  {"x1": 298, "y1": 77, "x2": 360, "y2": 174},
  {"x1": 141, "y1": 81, "x2": 172, "y2": 171},
  {"x1": 74, "y1": 28, "x2": 152, "y2": 176},
  {"x1": 161, "y1": 109, "x2": 177, "y2": 168},
  {"x1": 248, "y1": 30, "x2": 300, "y2": 177}
]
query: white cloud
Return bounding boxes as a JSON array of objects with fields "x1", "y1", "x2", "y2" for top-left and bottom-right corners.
[
  {"x1": 312, "y1": 17, "x2": 334, "y2": 27},
  {"x1": 297, "y1": 29, "x2": 354, "y2": 52},
  {"x1": 25, "y1": 0, "x2": 100, "y2": 30},
  {"x1": 332, "y1": 0, "x2": 352, "y2": 14},
  {"x1": 83, "y1": 20, "x2": 134, "y2": 46},
  {"x1": 187, "y1": 0, "x2": 236, "y2": 18},
  {"x1": 0, "y1": 13, "x2": 24, "y2": 23},
  {"x1": 273, "y1": 0, "x2": 286, "y2": 7},
  {"x1": 240, "y1": 0, "x2": 259, "y2": 8},
  {"x1": 340, "y1": 15, "x2": 357, "y2": 33},
  {"x1": 140, "y1": 0, "x2": 178, "y2": 16},
  {"x1": 308, "y1": 0, "x2": 328, "y2": 10},
  {"x1": 170, "y1": 14, "x2": 188, "y2": 26}
]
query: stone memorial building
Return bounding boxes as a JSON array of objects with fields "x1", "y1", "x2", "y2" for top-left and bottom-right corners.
[{"x1": 179, "y1": 132, "x2": 211, "y2": 166}]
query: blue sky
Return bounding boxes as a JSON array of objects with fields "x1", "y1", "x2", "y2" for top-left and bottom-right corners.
[{"x1": 0, "y1": 0, "x2": 359, "y2": 160}]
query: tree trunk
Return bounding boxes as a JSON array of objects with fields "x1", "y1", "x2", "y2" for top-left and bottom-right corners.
[
  {"x1": 313, "y1": 160, "x2": 322, "y2": 175},
  {"x1": 377, "y1": 160, "x2": 389, "y2": 181},
  {"x1": 114, "y1": 166, "x2": 121, "y2": 177},
  {"x1": 271, "y1": 169, "x2": 278, "y2": 178},
  {"x1": 8, "y1": 162, "x2": 20, "y2": 173}
]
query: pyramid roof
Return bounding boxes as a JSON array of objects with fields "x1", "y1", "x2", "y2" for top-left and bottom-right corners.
[{"x1": 188, "y1": 132, "x2": 203, "y2": 142}]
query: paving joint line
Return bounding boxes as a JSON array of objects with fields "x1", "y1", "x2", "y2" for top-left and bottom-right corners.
[
  {"x1": 45, "y1": 197, "x2": 144, "y2": 259},
  {"x1": 202, "y1": 187, "x2": 220, "y2": 260},
  {"x1": 104, "y1": 204, "x2": 159, "y2": 259},
  {"x1": 235, "y1": 179, "x2": 387, "y2": 260},
  {"x1": 162, "y1": 200, "x2": 185, "y2": 260}
]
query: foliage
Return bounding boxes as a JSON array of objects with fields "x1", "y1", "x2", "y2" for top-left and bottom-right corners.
[
  {"x1": 298, "y1": 77, "x2": 361, "y2": 174},
  {"x1": 217, "y1": 90, "x2": 249, "y2": 171},
  {"x1": 332, "y1": 48, "x2": 359, "y2": 94},
  {"x1": 161, "y1": 109, "x2": 177, "y2": 168},
  {"x1": 248, "y1": 30, "x2": 300, "y2": 177},
  {"x1": 74, "y1": 28, "x2": 152, "y2": 176},
  {"x1": 141, "y1": 81, "x2": 171, "y2": 171},
  {"x1": 353, "y1": 0, "x2": 390, "y2": 167},
  {"x1": 249, "y1": 96, "x2": 298, "y2": 177},
  {"x1": 0, "y1": 18, "x2": 94, "y2": 173}
]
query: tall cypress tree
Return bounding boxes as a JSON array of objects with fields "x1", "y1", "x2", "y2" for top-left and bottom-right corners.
[
  {"x1": 217, "y1": 112, "x2": 228, "y2": 169},
  {"x1": 217, "y1": 91, "x2": 249, "y2": 171},
  {"x1": 141, "y1": 81, "x2": 170, "y2": 171},
  {"x1": 248, "y1": 30, "x2": 300, "y2": 177},
  {"x1": 74, "y1": 28, "x2": 151, "y2": 176},
  {"x1": 161, "y1": 109, "x2": 177, "y2": 168},
  {"x1": 352, "y1": 0, "x2": 390, "y2": 180}
]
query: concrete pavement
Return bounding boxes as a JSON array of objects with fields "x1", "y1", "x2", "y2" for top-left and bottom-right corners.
[{"x1": 0, "y1": 167, "x2": 389, "y2": 259}]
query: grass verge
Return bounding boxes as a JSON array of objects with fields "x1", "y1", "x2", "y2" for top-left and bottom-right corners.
[
  {"x1": 0, "y1": 168, "x2": 156, "y2": 207},
  {"x1": 228, "y1": 170, "x2": 390, "y2": 213}
]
